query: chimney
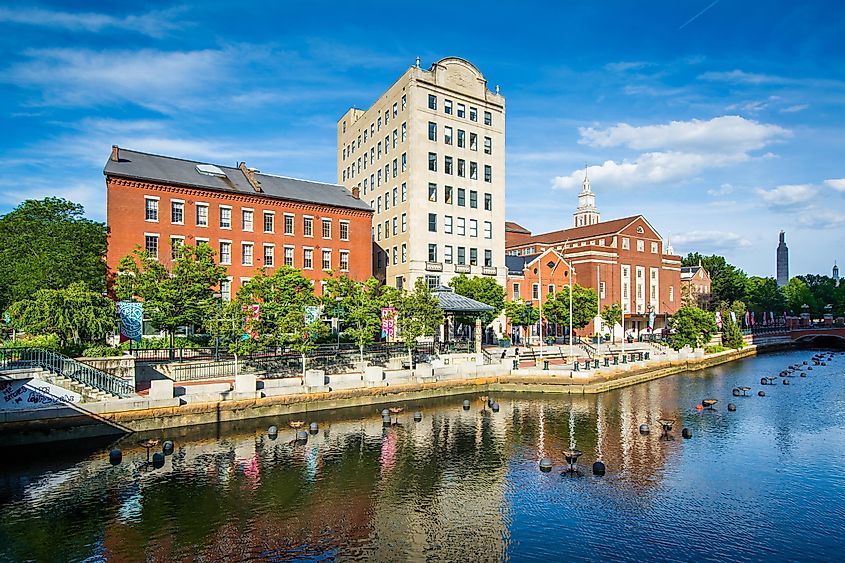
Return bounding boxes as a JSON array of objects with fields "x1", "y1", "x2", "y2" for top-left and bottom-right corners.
[
  {"x1": 352, "y1": 186, "x2": 360, "y2": 199},
  {"x1": 110, "y1": 145, "x2": 119, "y2": 162},
  {"x1": 238, "y1": 161, "x2": 262, "y2": 193}
]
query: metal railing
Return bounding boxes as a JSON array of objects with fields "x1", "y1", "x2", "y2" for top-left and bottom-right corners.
[{"x1": 0, "y1": 348, "x2": 135, "y2": 398}]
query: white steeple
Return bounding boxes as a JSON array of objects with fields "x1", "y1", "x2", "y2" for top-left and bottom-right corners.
[{"x1": 573, "y1": 167, "x2": 601, "y2": 227}]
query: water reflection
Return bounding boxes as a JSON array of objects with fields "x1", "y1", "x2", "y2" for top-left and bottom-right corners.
[{"x1": 2, "y1": 349, "x2": 845, "y2": 561}]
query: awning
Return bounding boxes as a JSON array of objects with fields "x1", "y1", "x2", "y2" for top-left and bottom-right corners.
[{"x1": 431, "y1": 286, "x2": 494, "y2": 314}]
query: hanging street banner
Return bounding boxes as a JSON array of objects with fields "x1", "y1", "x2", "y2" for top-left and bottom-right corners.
[
  {"x1": 381, "y1": 307, "x2": 396, "y2": 338},
  {"x1": 304, "y1": 306, "x2": 320, "y2": 325},
  {"x1": 243, "y1": 304, "x2": 260, "y2": 338},
  {"x1": 118, "y1": 301, "x2": 143, "y2": 342}
]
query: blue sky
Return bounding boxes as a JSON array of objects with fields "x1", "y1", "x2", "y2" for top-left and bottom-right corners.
[{"x1": 1, "y1": 0, "x2": 843, "y2": 277}]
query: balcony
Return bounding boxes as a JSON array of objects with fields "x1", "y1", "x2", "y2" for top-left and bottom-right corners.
[
  {"x1": 454, "y1": 264, "x2": 471, "y2": 274},
  {"x1": 425, "y1": 261, "x2": 443, "y2": 272},
  {"x1": 482, "y1": 266, "x2": 497, "y2": 276}
]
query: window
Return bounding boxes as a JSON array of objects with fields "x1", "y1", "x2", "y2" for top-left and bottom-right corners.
[
  {"x1": 322, "y1": 218, "x2": 331, "y2": 239},
  {"x1": 401, "y1": 214, "x2": 407, "y2": 235},
  {"x1": 484, "y1": 249, "x2": 492, "y2": 267},
  {"x1": 484, "y1": 165, "x2": 492, "y2": 182},
  {"x1": 457, "y1": 188, "x2": 466, "y2": 206},
  {"x1": 219, "y1": 241, "x2": 231, "y2": 264},
  {"x1": 242, "y1": 209, "x2": 254, "y2": 231},
  {"x1": 322, "y1": 250, "x2": 332, "y2": 271},
  {"x1": 445, "y1": 215, "x2": 453, "y2": 234},
  {"x1": 340, "y1": 221, "x2": 349, "y2": 241},
  {"x1": 533, "y1": 283, "x2": 540, "y2": 300},
  {"x1": 548, "y1": 284, "x2": 556, "y2": 296},
  {"x1": 393, "y1": 101, "x2": 398, "y2": 117},
  {"x1": 392, "y1": 187, "x2": 398, "y2": 206},
  {"x1": 401, "y1": 122, "x2": 407, "y2": 142},
  {"x1": 377, "y1": 197, "x2": 382, "y2": 214},
  {"x1": 144, "y1": 235, "x2": 158, "y2": 258},
  {"x1": 284, "y1": 246, "x2": 294, "y2": 267},
  {"x1": 445, "y1": 245, "x2": 453, "y2": 264},
  {"x1": 513, "y1": 283, "x2": 520, "y2": 299},
  {"x1": 622, "y1": 237, "x2": 630, "y2": 250},
  {"x1": 444, "y1": 99, "x2": 452, "y2": 114},
  {"x1": 470, "y1": 162, "x2": 478, "y2": 180},
  {"x1": 651, "y1": 242, "x2": 659, "y2": 253},
  {"x1": 457, "y1": 217, "x2": 466, "y2": 236},
  {"x1": 429, "y1": 183, "x2": 437, "y2": 202},
  {"x1": 384, "y1": 110, "x2": 390, "y2": 126},
  {"x1": 340, "y1": 250, "x2": 349, "y2": 271},
  {"x1": 444, "y1": 156, "x2": 453, "y2": 175},
  {"x1": 469, "y1": 107, "x2": 477, "y2": 121},
  {"x1": 670, "y1": 286, "x2": 675, "y2": 302},
  {"x1": 219, "y1": 206, "x2": 231, "y2": 229},
  {"x1": 242, "y1": 243, "x2": 253, "y2": 266},
  {"x1": 457, "y1": 129, "x2": 465, "y2": 148},
  {"x1": 469, "y1": 248, "x2": 478, "y2": 266},
  {"x1": 470, "y1": 190, "x2": 478, "y2": 208},
  {"x1": 391, "y1": 216, "x2": 397, "y2": 236},
  {"x1": 425, "y1": 275, "x2": 441, "y2": 290},
  {"x1": 445, "y1": 185, "x2": 453, "y2": 204},
  {"x1": 377, "y1": 117, "x2": 381, "y2": 131},
  {"x1": 484, "y1": 193, "x2": 492, "y2": 211},
  {"x1": 599, "y1": 281, "x2": 606, "y2": 299},
  {"x1": 457, "y1": 247, "x2": 466, "y2": 265},
  {"x1": 263, "y1": 211, "x2": 275, "y2": 233},
  {"x1": 457, "y1": 159, "x2": 465, "y2": 177},
  {"x1": 402, "y1": 183, "x2": 407, "y2": 202},
  {"x1": 469, "y1": 219, "x2": 478, "y2": 237},
  {"x1": 378, "y1": 142, "x2": 382, "y2": 159},
  {"x1": 377, "y1": 224, "x2": 381, "y2": 240},
  {"x1": 170, "y1": 201, "x2": 183, "y2": 224},
  {"x1": 196, "y1": 204, "x2": 208, "y2": 227},
  {"x1": 484, "y1": 221, "x2": 492, "y2": 239},
  {"x1": 145, "y1": 197, "x2": 158, "y2": 222},
  {"x1": 401, "y1": 153, "x2": 407, "y2": 172},
  {"x1": 428, "y1": 94, "x2": 437, "y2": 110},
  {"x1": 221, "y1": 279, "x2": 232, "y2": 302},
  {"x1": 428, "y1": 152, "x2": 437, "y2": 171},
  {"x1": 484, "y1": 111, "x2": 492, "y2": 125},
  {"x1": 484, "y1": 137, "x2": 492, "y2": 155},
  {"x1": 401, "y1": 95, "x2": 406, "y2": 110},
  {"x1": 428, "y1": 213, "x2": 437, "y2": 232},
  {"x1": 263, "y1": 244, "x2": 274, "y2": 267},
  {"x1": 303, "y1": 248, "x2": 313, "y2": 269},
  {"x1": 428, "y1": 121, "x2": 437, "y2": 141},
  {"x1": 392, "y1": 158, "x2": 397, "y2": 177},
  {"x1": 304, "y1": 216, "x2": 313, "y2": 237},
  {"x1": 384, "y1": 192, "x2": 390, "y2": 211},
  {"x1": 280, "y1": 213, "x2": 292, "y2": 235},
  {"x1": 428, "y1": 244, "x2": 437, "y2": 262},
  {"x1": 393, "y1": 129, "x2": 397, "y2": 149},
  {"x1": 457, "y1": 103, "x2": 465, "y2": 118},
  {"x1": 637, "y1": 239, "x2": 644, "y2": 252}
]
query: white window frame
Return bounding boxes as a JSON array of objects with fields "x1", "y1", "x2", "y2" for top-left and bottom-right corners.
[
  {"x1": 241, "y1": 242, "x2": 253, "y2": 266},
  {"x1": 219, "y1": 239, "x2": 232, "y2": 265},
  {"x1": 144, "y1": 196, "x2": 159, "y2": 223}
]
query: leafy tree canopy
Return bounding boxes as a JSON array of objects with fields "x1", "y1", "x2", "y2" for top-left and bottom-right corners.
[
  {"x1": 396, "y1": 278, "x2": 444, "y2": 352},
  {"x1": 668, "y1": 306, "x2": 718, "y2": 350},
  {"x1": 682, "y1": 253, "x2": 747, "y2": 307},
  {"x1": 322, "y1": 275, "x2": 399, "y2": 356},
  {"x1": 504, "y1": 300, "x2": 540, "y2": 328},
  {"x1": 0, "y1": 198, "x2": 107, "y2": 311},
  {"x1": 448, "y1": 274, "x2": 505, "y2": 326},
  {"x1": 601, "y1": 304, "x2": 623, "y2": 343},
  {"x1": 542, "y1": 284, "x2": 597, "y2": 330}
]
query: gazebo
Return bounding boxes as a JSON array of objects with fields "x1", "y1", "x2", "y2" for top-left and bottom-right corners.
[{"x1": 431, "y1": 286, "x2": 494, "y2": 346}]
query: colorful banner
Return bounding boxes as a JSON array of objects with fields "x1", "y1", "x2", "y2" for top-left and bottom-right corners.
[
  {"x1": 715, "y1": 311, "x2": 722, "y2": 329},
  {"x1": 118, "y1": 301, "x2": 143, "y2": 342},
  {"x1": 751, "y1": 311, "x2": 756, "y2": 326},
  {"x1": 304, "y1": 306, "x2": 320, "y2": 325},
  {"x1": 243, "y1": 303, "x2": 260, "y2": 338},
  {"x1": 730, "y1": 311, "x2": 737, "y2": 325},
  {"x1": 381, "y1": 307, "x2": 396, "y2": 338}
]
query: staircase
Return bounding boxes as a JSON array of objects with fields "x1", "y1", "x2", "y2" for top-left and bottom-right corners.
[{"x1": 0, "y1": 348, "x2": 135, "y2": 400}]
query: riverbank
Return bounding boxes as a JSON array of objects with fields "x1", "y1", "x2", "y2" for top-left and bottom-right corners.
[{"x1": 0, "y1": 343, "x2": 794, "y2": 446}]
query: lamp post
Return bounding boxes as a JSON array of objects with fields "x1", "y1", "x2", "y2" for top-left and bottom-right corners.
[
  {"x1": 569, "y1": 263, "x2": 574, "y2": 360},
  {"x1": 212, "y1": 292, "x2": 222, "y2": 361},
  {"x1": 539, "y1": 255, "x2": 563, "y2": 360}
]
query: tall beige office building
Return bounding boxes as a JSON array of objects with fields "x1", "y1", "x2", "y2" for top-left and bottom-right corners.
[{"x1": 337, "y1": 57, "x2": 506, "y2": 290}]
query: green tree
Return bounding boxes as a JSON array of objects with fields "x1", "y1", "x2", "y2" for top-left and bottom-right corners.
[
  {"x1": 323, "y1": 275, "x2": 398, "y2": 362},
  {"x1": 721, "y1": 315, "x2": 745, "y2": 349},
  {"x1": 504, "y1": 299, "x2": 540, "y2": 336},
  {"x1": 7, "y1": 282, "x2": 116, "y2": 349},
  {"x1": 396, "y1": 279, "x2": 444, "y2": 363},
  {"x1": 601, "y1": 304, "x2": 623, "y2": 343},
  {"x1": 235, "y1": 266, "x2": 328, "y2": 375},
  {"x1": 682, "y1": 253, "x2": 748, "y2": 307},
  {"x1": 0, "y1": 198, "x2": 108, "y2": 311},
  {"x1": 798, "y1": 274, "x2": 837, "y2": 316},
  {"x1": 744, "y1": 276, "x2": 786, "y2": 317},
  {"x1": 542, "y1": 284, "x2": 598, "y2": 331},
  {"x1": 448, "y1": 274, "x2": 505, "y2": 327},
  {"x1": 203, "y1": 299, "x2": 265, "y2": 375},
  {"x1": 115, "y1": 243, "x2": 227, "y2": 350},
  {"x1": 668, "y1": 306, "x2": 718, "y2": 350},
  {"x1": 782, "y1": 277, "x2": 816, "y2": 315}
]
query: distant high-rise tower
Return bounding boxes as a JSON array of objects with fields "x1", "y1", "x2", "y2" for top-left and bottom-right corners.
[
  {"x1": 834, "y1": 261, "x2": 840, "y2": 285},
  {"x1": 573, "y1": 169, "x2": 600, "y2": 227},
  {"x1": 776, "y1": 231, "x2": 789, "y2": 287}
]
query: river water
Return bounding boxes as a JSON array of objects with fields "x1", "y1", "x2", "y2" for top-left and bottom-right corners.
[{"x1": 2, "y1": 348, "x2": 845, "y2": 562}]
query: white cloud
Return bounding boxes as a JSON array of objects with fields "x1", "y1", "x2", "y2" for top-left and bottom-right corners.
[
  {"x1": 824, "y1": 178, "x2": 845, "y2": 192},
  {"x1": 604, "y1": 61, "x2": 651, "y2": 72},
  {"x1": 707, "y1": 183, "x2": 734, "y2": 196},
  {"x1": 671, "y1": 230, "x2": 752, "y2": 253},
  {"x1": 780, "y1": 104, "x2": 809, "y2": 113},
  {"x1": 754, "y1": 184, "x2": 817, "y2": 208},
  {"x1": 797, "y1": 210, "x2": 845, "y2": 230},
  {"x1": 0, "y1": 6, "x2": 185, "y2": 37},
  {"x1": 578, "y1": 115, "x2": 790, "y2": 152},
  {"x1": 698, "y1": 69, "x2": 787, "y2": 85}
]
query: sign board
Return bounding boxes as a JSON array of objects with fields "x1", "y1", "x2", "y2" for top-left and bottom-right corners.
[
  {"x1": 118, "y1": 301, "x2": 143, "y2": 342},
  {"x1": 381, "y1": 307, "x2": 396, "y2": 338},
  {"x1": 0, "y1": 378, "x2": 82, "y2": 411}
]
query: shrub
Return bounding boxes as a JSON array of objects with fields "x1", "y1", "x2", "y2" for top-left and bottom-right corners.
[
  {"x1": 81, "y1": 345, "x2": 123, "y2": 357},
  {"x1": 704, "y1": 345, "x2": 728, "y2": 354},
  {"x1": 0, "y1": 333, "x2": 63, "y2": 352}
]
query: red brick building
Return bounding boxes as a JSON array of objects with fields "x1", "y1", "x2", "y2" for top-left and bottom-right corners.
[
  {"x1": 506, "y1": 214, "x2": 682, "y2": 338},
  {"x1": 104, "y1": 146, "x2": 373, "y2": 298}
]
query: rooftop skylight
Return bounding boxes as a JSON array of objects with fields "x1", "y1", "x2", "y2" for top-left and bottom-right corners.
[{"x1": 196, "y1": 164, "x2": 226, "y2": 177}]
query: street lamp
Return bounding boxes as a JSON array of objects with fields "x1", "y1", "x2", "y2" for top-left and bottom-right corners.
[{"x1": 212, "y1": 292, "x2": 222, "y2": 361}]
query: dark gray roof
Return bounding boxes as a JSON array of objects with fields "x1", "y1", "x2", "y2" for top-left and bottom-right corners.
[
  {"x1": 432, "y1": 286, "x2": 494, "y2": 313},
  {"x1": 104, "y1": 148, "x2": 372, "y2": 212},
  {"x1": 506, "y1": 254, "x2": 539, "y2": 275}
]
